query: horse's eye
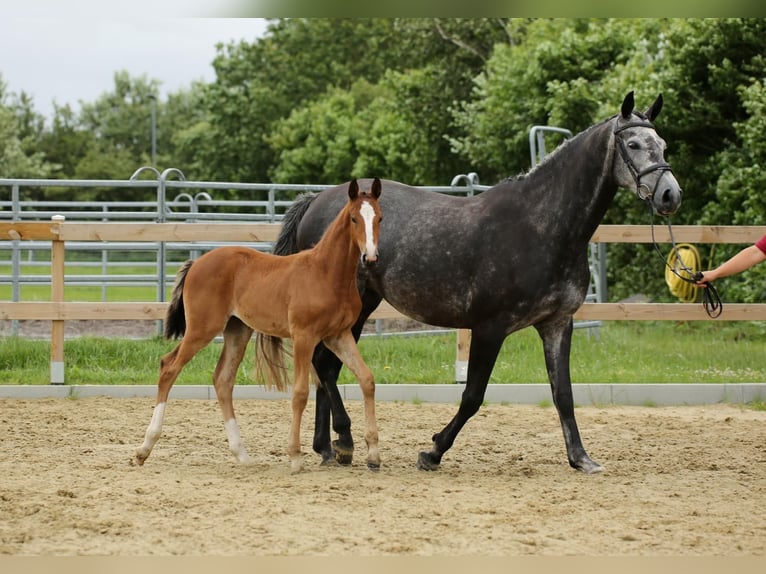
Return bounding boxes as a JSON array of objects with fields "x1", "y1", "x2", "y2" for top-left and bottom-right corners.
[
  {"x1": 351, "y1": 216, "x2": 358, "y2": 224},
  {"x1": 628, "y1": 141, "x2": 640, "y2": 150}
]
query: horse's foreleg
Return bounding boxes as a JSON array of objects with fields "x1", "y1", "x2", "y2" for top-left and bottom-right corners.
[
  {"x1": 323, "y1": 331, "x2": 380, "y2": 470},
  {"x1": 289, "y1": 338, "x2": 315, "y2": 473},
  {"x1": 536, "y1": 317, "x2": 603, "y2": 474},
  {"x1": 213, "y1": 320, "x2": 254, "y2": 464},
  {"x1": 418, "y1": 328, "x2": 504, "y2": 471}
]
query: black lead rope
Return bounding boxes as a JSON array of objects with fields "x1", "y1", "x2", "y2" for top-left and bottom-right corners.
[{"x1": 645, "y1": 201, "x2": 723, "y2": 318}]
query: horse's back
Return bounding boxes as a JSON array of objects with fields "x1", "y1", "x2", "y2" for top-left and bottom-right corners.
[{"x1": 297, "y1": 179, "x2": 473, "y2": 250}]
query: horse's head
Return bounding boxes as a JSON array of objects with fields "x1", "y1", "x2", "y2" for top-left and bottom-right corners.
[
  {"x1": 612, "y1": 91, "x2": 682, "y2": 216},
  {"x1": 347, "y1": 177, "x2": 382, "y2": 265}
]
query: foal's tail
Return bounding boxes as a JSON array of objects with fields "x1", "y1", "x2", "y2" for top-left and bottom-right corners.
[
  {"x1": 252, "y1": 192, "x2": 318, "y2": 392},
  {"x1": 273, "y1": 192, "x2": 317, "y2": 256},
  {"x1": 164, "y1": 260, "x2": 194, "y2": 339},
  {"x1": 254, "y1": 335, "x2": 291, "y2": 392}
]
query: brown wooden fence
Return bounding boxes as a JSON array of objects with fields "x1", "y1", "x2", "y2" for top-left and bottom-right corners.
[{"x1": 2, "y1": 221, "x2": 766, "y2": 384}]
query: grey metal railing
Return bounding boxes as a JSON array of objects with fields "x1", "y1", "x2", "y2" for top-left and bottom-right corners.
[{"x1": 1, "y1": 167, "x2": 604, "y2": 338}]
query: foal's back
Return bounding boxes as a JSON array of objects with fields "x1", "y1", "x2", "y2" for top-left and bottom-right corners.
[{"x1": 182, "y1": 245, "x2": 305, "y2": 339}]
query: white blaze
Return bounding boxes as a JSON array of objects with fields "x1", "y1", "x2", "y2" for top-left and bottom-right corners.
[{"x1": 360, "y1": 201, "x2": 377, "y2": 260}]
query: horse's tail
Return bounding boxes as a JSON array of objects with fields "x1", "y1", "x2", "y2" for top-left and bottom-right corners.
[
  {"x1": 251, "y1": 193, "x2": 318, "y2": 391},
  {"x1": 253, "y1": 333, "x2": 291, "y2": 392},
  {"x1": 164, "y1": 260, "x2": 193, "y2": 339},
  {"x1": 273, "y1": 192, "x2": 318, "y2": 256}
]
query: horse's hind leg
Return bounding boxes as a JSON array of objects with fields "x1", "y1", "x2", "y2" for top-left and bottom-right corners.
[
  {"x1": 213, "y1": 317, "x2": 254, "y2": 464},
  {"x1": 312, "y1": 344, "x2": 353, "y2": 465},
  {"x1": 133, "y1": 335, "x2": 211, "y2": 466},
  {"x1": 312, "y1": 291, "x2": 381, "y2": 465},
  {"x1": 323, "y1": 331, "x2": 380, "y2": 470},
  {"x1": 535, "y1": 316, "x2": 603, "y2": 474}
]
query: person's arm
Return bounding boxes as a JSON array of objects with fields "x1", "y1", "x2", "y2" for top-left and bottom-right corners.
[{"x1": 696, "y1": 244, "x2": 766, "y2": 284}]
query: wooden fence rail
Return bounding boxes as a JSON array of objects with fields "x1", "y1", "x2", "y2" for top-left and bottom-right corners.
[{"x1": 2, "y1": 221, "x2": 766, "y2": 384}]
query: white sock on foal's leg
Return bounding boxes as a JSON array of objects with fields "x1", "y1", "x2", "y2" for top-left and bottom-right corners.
[
  {"x1": 134, "y1": 402, "x2": 167, "y2": 465},
  {"x1": 224, "y1": 418, "x2": 251, "y2": 463}
]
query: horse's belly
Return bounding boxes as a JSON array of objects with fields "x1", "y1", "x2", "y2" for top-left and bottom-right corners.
[{"x1": 381, "y1": 289, "x2": 472, "y2": 328}]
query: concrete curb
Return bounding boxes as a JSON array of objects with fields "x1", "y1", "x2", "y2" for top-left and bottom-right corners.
[{"x1": 0, "y1": 383, "x2": 764, "y2": 406}]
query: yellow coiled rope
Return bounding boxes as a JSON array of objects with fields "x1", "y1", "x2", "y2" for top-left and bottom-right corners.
[{"x1": 665, "y1": 243, "x2": 701, "y2": 303}]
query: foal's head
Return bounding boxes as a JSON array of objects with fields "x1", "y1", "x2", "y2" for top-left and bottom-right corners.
[{"x1": 347, "y1": 178, "x2": 382, "y2": 265}]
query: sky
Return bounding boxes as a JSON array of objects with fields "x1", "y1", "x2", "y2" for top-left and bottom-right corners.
[{"x1": 0, "y1": 3, "x2": 268, "y2": 120}]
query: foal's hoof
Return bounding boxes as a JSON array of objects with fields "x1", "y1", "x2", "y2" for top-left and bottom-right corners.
[
  {"x1": 367, "y1": 461, "x2": 381, "y2": 472},
  {"x1": 332, "y1": 440, "x2": 354, "y2": 466},
  {"x1": 417, "y1": 451, "x2": 440, "y2": 471}
]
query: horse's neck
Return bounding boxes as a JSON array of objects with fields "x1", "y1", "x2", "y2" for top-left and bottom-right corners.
[{"x1": 517, "y1": 121, "x2": 617, "y2": 242}]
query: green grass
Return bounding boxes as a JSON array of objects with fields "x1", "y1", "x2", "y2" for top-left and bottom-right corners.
[
  {"x1": 0, "y1": 263, "x2": 179, "y2": 302},
  {"x1": 1, "y1": 321, "x2": 765, "y2": 386}
]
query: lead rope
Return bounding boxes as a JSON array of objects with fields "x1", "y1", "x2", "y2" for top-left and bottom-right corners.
[{"x1": 646, "y1": 201, "x2": 723, "y2": 318}]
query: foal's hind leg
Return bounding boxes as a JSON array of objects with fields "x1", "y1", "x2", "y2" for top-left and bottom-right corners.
[
  {"x1": 212, "y1": 318, "x2": 254, "y2": 464},
  {"x1": 133, "y1": 335, "x2": 213, "y2": 466},
  {"x1": 323, "y1": 331, "x2": 380, "y2": 470}
]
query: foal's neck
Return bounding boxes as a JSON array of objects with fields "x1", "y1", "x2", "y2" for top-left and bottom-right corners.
[{"x1": 312, "y1": 204, "x2": 361, "y2": 283}]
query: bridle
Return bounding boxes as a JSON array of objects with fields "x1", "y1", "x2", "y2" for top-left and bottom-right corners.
[
  {"x1": 645, "y1": 202, "x2": 723, "y2": 318},
  {"x1": 613, "y1": 117, "x2": 674, "y2": 203},
  {"x1": 614, "y1": 116, "x2": 722, "y2": 318}
]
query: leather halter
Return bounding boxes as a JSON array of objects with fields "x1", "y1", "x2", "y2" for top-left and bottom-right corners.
[{"x1": 613, "y1": 118, "x2": 674, "y2": 202}]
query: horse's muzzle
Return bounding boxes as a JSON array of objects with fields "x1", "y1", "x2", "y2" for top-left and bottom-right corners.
[
  {"x1": 361, "y1": 252, "x2": 379, "y2": 266},
  {"x1": 652, "y1": 171, "x2": 682, "y2": 216}
]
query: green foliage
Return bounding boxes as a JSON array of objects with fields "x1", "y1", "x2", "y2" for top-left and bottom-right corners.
[
  {"x1": 266, "y1": 82, "x2": 367, "y2": 183},
  {"x1": 451, "y1": 19, "x2": 641, "y2": 182},
  {"x1": 3, "y1": 18, "x2": 766, "y2": 301},
  {"x1": 0, "y1": 76, "x2": 53, "y2": 178}
]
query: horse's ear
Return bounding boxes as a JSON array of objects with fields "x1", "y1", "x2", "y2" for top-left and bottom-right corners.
[
  {"x1": 348, "y1": 179, "x2": 359, "y2": 200},
  {"x1": 644, "y1": 93, "x2": 663, "y2": 122},
  {"x1": 371, "y1": 177, "x2": 382, "y2": 199},
  {"x1": 621, "y1": 91, "x2": 635, "y2": 119}
]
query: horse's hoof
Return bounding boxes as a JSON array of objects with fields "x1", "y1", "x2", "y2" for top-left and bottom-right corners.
[
  {"x1": 334, "y1": 451, "x2": 353, "y2": 465},
  {"x1": 417, "y1": 451, "x2": 440, "y2": 471},
  {"x1": 320, "y1": 456, "x2": 339, "y2": 467},
  {"x1": 332, "y1": 440, "x2": 354, "y2": 466},
  {"x1": 579, "y1": 459, "x2": 605, "y2": 474},
  {"x1": 367, "y1": 461, "x2": 381, "y2": 472}
]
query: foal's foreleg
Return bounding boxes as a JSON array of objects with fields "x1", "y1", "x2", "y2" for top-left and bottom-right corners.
[
  {"x1": 288, "y1": 338, "x2": 316, "y2": 473},
  {"x1": 324, "y1": 331, "x2": 380, "y2": 470}
]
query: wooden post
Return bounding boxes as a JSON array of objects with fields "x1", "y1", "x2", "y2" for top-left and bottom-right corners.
[
  {"x1": 50, "y1": 215, "x2": 65, "y2": 384},
  {"x1": 455, "y1": 329, "x2": 470, "y2": 383}
]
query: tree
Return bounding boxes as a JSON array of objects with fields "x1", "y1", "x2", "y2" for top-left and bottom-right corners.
[
  {"x1": 0, "y1": 76, "x2": 52, "y2": 179},
  {"x1": 451, "y1": 19, "x2": 645, "y2": 183},
  {"x1": 203, "y1": 18, "x2": 509, "y2": 184}
]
